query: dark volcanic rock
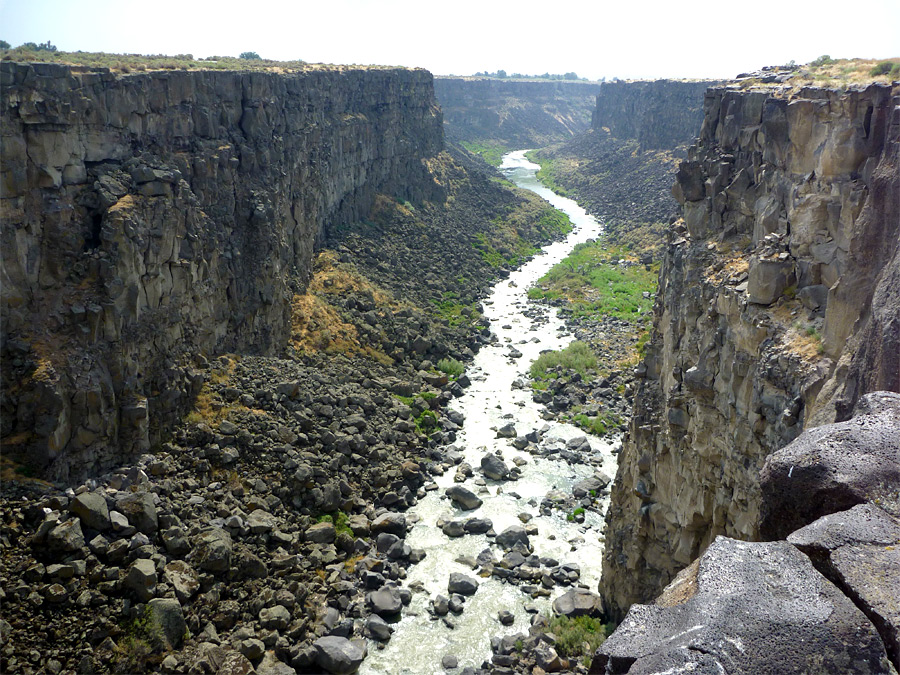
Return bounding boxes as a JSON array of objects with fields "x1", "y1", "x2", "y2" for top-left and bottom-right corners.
[
  {"x1": 590, "y1": 536, "x2": 893, "y2": 674},
  {"x1": 313, "y1": 636, "x2": 366, "y2": 674},
  {"x1": 446, "y1": 485, "x2": 483, "y2": 510},
  {"x1": 759, "y1": 393, "x2": 900, "y2": 540},
  {"x1": 788, "y1": 503, "x2": 900, "y2": 670},
  {"x1": 552, "y1": 588, "x2": 604, "y2": 618},
  {"x1": 481, "y1": 453, "x2": 510, "y2": 480}
]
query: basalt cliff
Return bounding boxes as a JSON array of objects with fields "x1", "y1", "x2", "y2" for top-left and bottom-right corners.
[
  {"x1": 601, "y1": 81, "x2": 900, "y2": 622},
  {"x1": 433, "y1": 77, "x2": 600, "y2": 148},
  {"x1": 1, "y1": 63, "x2": 442, "y2": 480}
]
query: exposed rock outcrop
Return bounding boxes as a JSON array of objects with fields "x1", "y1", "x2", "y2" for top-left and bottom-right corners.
[
  {"x1": 601, "y1": 83, "x2": 900, "y2": 618},
  {"x1": 593, "y1": 391, "x2": 900, "y2": 673},
  {"x1": 0, "y1": 62, "x2": 443, "y2": 479}
]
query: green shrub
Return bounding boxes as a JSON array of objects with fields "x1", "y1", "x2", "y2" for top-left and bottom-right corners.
[
  {"x1": 239, "y1": 51, "x2": 261, "y2": 60},
  {"x1": 870, "y1": 61, "x2": 896, "y2": 76},
  {"x1": 436, "y1": 357, "x2": 465, "y2": 378},
  {"x1": 810, "y1": 54, "x2": 834, "y2": 67},
  {"x1": 530, "y1": 341, "x2": 597, "y2": 382},
  {"x1": 415, "y1": 409, "x2": 438, "y2": 433},
  {"x1": 547, "y1": 614, "x2": 613, "y2": 665}
]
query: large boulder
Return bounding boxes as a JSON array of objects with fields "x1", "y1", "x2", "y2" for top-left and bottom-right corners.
[
  {"x1": 448, "y1": 572, "x2": 479, "y2": 596},
  {"x1": 115, "y1": 491, "x2": 158, "y2": 535},
  {"x1": 495, "y1": 525, "x2": 529, "y2": 550},
  {"x1": 366, "y1": 586, "x2": 402, "y2": 617},
  {"x1": 590, "y1": 537, "x2": 893, "y2": 674},
  {"x1": 446, "y1": 485, "x2": 482, "y2": 510},
  {"x1": 313, "y1": 636, "x2": 366, "y2": 674},
  {"x1": 371, "y1": 512, "x2": 407, "y2": 537},
  {"x1": 759, "y1": 391, "x2": 900, "y2": 540},
  {"x1": 788, "y1": 503, "x2": 900, "y2": 670},
  {"x1": 552, "y1": 588, "x2": 603, "y2": 618},
  {"x1": 70, "y1": 492, "x2": 111, "y2": 531},
  {"x1": 192, "y1": 527, "x2": 233, "y2": 573},
  {"x1": 481, "y1": 454, "x2": 510, "y2": 481},
  {"x1": 147, "y1": 598, "x2": 187, "y2": 650}
]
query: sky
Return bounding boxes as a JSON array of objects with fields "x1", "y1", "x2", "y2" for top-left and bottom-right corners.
[{"x1": 1, "y1": 0, "x2": 899, "y2": 81}]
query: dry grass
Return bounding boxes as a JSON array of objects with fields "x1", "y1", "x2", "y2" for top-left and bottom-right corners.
[
  {"x1": 184, "y1": 356, "x2": 241, "y2": 427},
  {"x1": 801, "y1": 57, "x2": 900, "y2": 86},
  {"x1": 0, "y1": 47, "x2": 412, "y2": 75},
  {"x1": 290, "y1": 251, "x2": 395, "y2": 365},
  {"x1": 770, "y1": 303, "x2": 825, "y2": 361}
]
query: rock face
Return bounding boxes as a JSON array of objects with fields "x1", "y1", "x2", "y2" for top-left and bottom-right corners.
[
  {"x1": 434, "y1": 77, "x2": 599, "y2": 147},
  {"x1": 601, "y1": 83, "x2": 900, "y2": 618},
  {"x1": 594, "y1": 392, "x2": 900, "y2": 673},
  {"x1": 592, "y1": 537, "x2": 894, "y2": 674},
  {"x1": 0, "y1": 62, "x2": 443, "y2": 480},
  {"x1": 591, "y1": 80, "x2": 718, "y2": 151}
]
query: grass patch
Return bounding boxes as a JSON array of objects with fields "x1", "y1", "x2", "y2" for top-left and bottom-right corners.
[
  {"x1": 528, "y1": 241, "x2": 658, "y2": 322},
  {"x1": 548, "y1": 614, "x2": 615, "y2": 666},
  {"x1": 573, "y1": 411, "x2": 622, "y2": 436},
  {"x1": 317, "y1": 511, "x2": 353, "y2": 538},
  {"x1": 414, "y1": 409, "x2": 439, "y2": 434},
  {"x1": 525, "y1": 150, "x2": 572, "y2": 197},
  {"x1": 460, "y1": 140, "x2": 512, "y2": 167},
  {"x1": 436, "y1": 357, "x2": 465, "y2": 378},
  {"x1": 530, "y1": 341, "x2": 597, "y2": 382}
]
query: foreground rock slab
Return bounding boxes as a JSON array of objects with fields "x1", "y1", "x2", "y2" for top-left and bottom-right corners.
[{"x1": 591, "y1": 536, "x2": 893, "y2": 674}]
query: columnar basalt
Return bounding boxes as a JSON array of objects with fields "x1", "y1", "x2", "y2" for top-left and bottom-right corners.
[
  {"x1": 600, "y1": 83, "x2": 900, "y2": 618},
  {"x1": 0, "y1": 63, "x2": 443, "y2": 479}
]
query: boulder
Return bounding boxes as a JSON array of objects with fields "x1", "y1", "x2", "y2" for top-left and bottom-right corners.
[
  {"x1": 366, "y1": 614, "x2": 393, "y2": 641},
  {"x1": 591, "y1": 537, "x2": 893, "y2": 674},
  {"x1": 747, "y1": 256, "x2": 795, "y2": 305},
  {"x1": 116, "y1": 491, "x2": 158, "y2": 535},
  {"x1": 259, "y1": 605, "x2": 291, "y2": 630},
  {"x1": 446, "y1": 485, "x2": 482, "y2": 510},
  {"x1": 495, "y1": 525, "x2": 529, "y2": 550},
  {"x1": 147, "y1": 598, "x2": 187, "y2": 650},
  {"x1": 313, "y1": 636, "x2": 365, "y2": 674},
  {"x1": 759, "y1": 392, "x2": 900, "y2": 540},
  {"x1": 371, "y1": 512, "x2": 407, "y2": 537},
  {"x1": 306, "y1": 521, "x2": 336, "y2": 544},
  {"x1": 192, "y1": 527, "x2": 233, "y2": 573},
  {"x1": 447, "y1": 572, "x2": 479, "y2": 596},
  {"x1": 481, "y1": 454, "x2": 510, "y2": 481},
  {"x1": 163, "y1": 560, "x2": 199, "y2": 602},
  {"x1": 552, "y1": 588, "x2": 603, "y2": 618},
  {"x1": 46, "y1": 519, "x2": 84, "y2": 552},
  {"x1": 366, "y1": 586, "x2": 402, "y2": 617},
  {"x1": 246, "y1": 509, "x2": 277, "y2": 534},
  {"x1": 463, "y1": 518, "x2": 493, "y2": 534},
  {"x1": 788, "y1": 503, "x2": 900, "y2": 669},
  {"x1": 125, "y1": 558, "x2": 157, "y2": 601},
  {"x1": 496, "y1": 423, "x2": 517, "y2": 438},
  {"x1": 70, "y1": 492, "x2": 111, "y2": 531}
]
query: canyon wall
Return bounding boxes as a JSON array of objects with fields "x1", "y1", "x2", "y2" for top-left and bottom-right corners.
[
  {"x1": 600, "y1": 82, "x2": 900, "y2": 618},
  {"x1": 0, "y1": 62, "x2": 443, "y2": 480},
  {"x1": 433, "y1": 77, "x2": 599, "y2": 147},
  {"x1": 592, "y1": 80, "x2": 718, "y2": 151}
]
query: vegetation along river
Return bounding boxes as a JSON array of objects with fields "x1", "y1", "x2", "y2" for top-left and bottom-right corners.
[{"x1": 359, "y1": 151, "x2": 616, "y2": 673}]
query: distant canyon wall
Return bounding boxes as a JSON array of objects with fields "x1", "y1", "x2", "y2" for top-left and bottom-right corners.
[
  {"x1": 0, "y1": 62, "x2": 443, "y2": 479},
  {"x1": 433, "y1": 77, "x2": 600, "y2": 148},
  {"x1": 600, "y1": 82, "x2": 900, "y2": 618},
  {"x1": 592, "y1": 79, "x2": 718, "y2": 150}
]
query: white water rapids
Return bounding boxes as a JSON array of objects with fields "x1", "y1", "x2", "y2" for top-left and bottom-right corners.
[{"x1": 359, "y1": 151, "x2": 615, "y2": 674}]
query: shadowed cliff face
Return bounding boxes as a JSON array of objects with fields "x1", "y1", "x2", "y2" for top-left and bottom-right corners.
[
  {"x1": 433, "y1": 78, "x2": 600, "y2": 148},
  {"x1": 591, "y1": 80, "x2": 717, "y2": 151},
  {"x1": 600, "y1": 82, "x2": 900, "y2": 619},
  {"x1": 0, "y1": 63, "x2": 443, "y2": 480}
]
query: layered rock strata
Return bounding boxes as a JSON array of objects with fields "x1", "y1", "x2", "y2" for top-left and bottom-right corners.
[
  {"x1": 0, "y1": 62, "x2": 442, "y2": 479},
  {"x1": 601, "y1": 83, "x2": 900, "y2": 617}
]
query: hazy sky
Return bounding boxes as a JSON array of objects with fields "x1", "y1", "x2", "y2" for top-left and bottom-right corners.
[{"x1": 2, "y1": 0, "x2": 899, "y2": 80}]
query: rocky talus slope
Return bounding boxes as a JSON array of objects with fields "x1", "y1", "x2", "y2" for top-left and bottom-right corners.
[
  {"x1": 1, "y1": 62, "x2": 442, "y2": 481},
  {"x1": 433, "y1": 78, "x2": 600, "y2": 149},
  {"x1": 592, "y1": 391, "x2": 899, "y2": 673},
  {"x1": 601, "y1": 82, "x2": 900, "y2": 619}
]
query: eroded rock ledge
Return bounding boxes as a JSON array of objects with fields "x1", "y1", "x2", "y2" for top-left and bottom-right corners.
[
  {"x1": 0, "y1": 62, "x2": 443, "y2": 480},
  {"x1": 601, "y1": 82, "x2": 900, "y2": 618}
]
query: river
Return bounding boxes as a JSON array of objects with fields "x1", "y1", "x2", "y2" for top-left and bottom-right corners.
[{"x1": 359, "y1": 150, "x2": 615, "y2": 674}]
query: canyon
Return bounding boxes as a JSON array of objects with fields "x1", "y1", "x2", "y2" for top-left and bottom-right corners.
[{"x1": 1, "y1": 58, "x2": 899, "y2": 675}]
